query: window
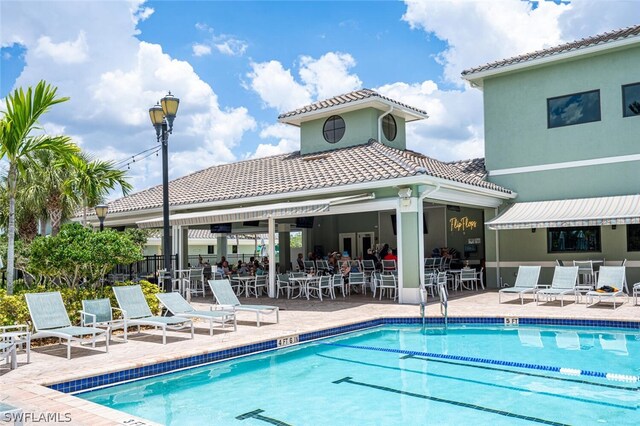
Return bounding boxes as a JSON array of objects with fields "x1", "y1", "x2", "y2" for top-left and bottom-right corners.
[
  {"x1": 382, "y1": 114, "x2": 397, "y2": 141},
  {"x1": 622, "y1": 82, "x2": 640, "y2": 118},
  {"x1": 231, "y1": 245, "x2": 238, "y2": 254},
  {"x1": 207, "y1": 245, "x2": 215, "y2": 254},
  {"x1": 547, "y1": 226, "x2": 601, "y2": 253},
  {"x1": 322, "y1": 115, "x2": 345, "y2": 143},
  {"x1": 627, "y1": 224, "x2": 640, "y2": 251},
  {"x1": 547, "y1": 90, "x2": 601, "y2": 128}
]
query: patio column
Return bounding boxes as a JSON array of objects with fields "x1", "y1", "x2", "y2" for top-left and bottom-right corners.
[
  {"x1": 278, "y1": 223, "x2": 291, "y2": 273},
  {"x1": 171, "y1": 225, "x2": 183, "y2": 270},
  {"x1": 268, "y1": 216, "x2": 276, "y2": 297},
  {"x1": 397, "y1": 192, "x2": 421, "y2": 304},
  {"x1": 216, "y1": 235, "x2": 227, "y2": 264},
  {"x1": 181, "y1": 227, "x2": 189, "y2": 268}
]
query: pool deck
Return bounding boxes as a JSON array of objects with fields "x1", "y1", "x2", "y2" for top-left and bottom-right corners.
[{"x1": 1, "y1": 290, "x2": 638, "y2": 425}]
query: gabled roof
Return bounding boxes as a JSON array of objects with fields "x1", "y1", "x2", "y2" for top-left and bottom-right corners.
[
  {"x1": 104, "y1": 140, "x2": 510, "y2": 216},
  {"x1": 278, "y1": 89, "x2": 428, "y2": 125},
  {"x1": 462, "y1": 24, "x2": 640, "y2": 83}
]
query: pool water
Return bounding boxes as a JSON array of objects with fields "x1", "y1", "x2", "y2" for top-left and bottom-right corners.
[{"x1": 79, "y1": 325, "x2": 640, "y2": 425}]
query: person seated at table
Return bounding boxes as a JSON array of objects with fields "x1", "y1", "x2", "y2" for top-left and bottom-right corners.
[
  {"x1": 198, "y1": 255, "x2": 205, "y2": 267},
  {"x1": 307, "y1": 252, "x2": 315, "y2": 261},
  {"x1": 203, "y1": 261, "x2": 212, "y2": 280},
  {"x1": 378, "y1": 243, "x2": 390, "y2": 261},
  {"x1": 327, "y1": 252, "x2": 338, "y2": 274},
  {"x1": 384, "y1": 248, "x2": 398, "y2": 264},
  {"x1": 431, "y1": 247, "x2": 441, "y2": 258},
  {"x1": 363, "y1": 248, "x2": 377, "y2": 264},
  {"x1": 296, "y1": 253, "x2": 305, "y2": 271},
  {"x1": 237, "y1": 261, "x2": 250, "y2": 275},
  {"x1": 262, "y1": 256, "x2": 269, "y2": 271}
]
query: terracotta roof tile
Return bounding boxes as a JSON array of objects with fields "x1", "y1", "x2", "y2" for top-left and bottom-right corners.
[
  {"x1": 278, "y1": 88, "x2": 428, "y2": 119},
  {"x1": 105, "y1": 141, "x2": 510, "y2": 215},
  {"x1": 462, "y1": 24, "x2": 640, "y2": 76}
]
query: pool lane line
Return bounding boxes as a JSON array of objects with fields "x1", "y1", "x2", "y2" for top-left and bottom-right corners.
[
  {"x1": 332, "y1": 376, "x2": 570, "y2": 426},
  {"x1": 236, "y1": 409, "x2": 292, "y2": 426},
  {"x1": 322, "y1": 342, "x2": 640, "y2": 383},
  {"x1": 317, "y1": 353, "x2": 636, "y2": 411},
  {"x1": 400, "y1": 355, "x2": 638, "y2": 391}
]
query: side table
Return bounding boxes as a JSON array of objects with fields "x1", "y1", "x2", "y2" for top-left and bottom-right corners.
[{"x1": 0, "y1": 325, "x2": 30, "y2": 364}]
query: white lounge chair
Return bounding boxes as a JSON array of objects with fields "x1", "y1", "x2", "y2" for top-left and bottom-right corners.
[
  {"x1": 584, "y1": 266, "x2": 627, "y2": 308},
  {"x1": 498, "y1": 266, "x2": 542, "y2": 304},
  {"x1": 112, "y1": 285, "x2": 194, "y2": 344},
  {"x1": 25, "y1": 292, "x2": 109, "y2": 359},
  {"x1": 0, "y1": 402, "x2": 23, "y2": 426},
  {"x1": 536, "y1": 266, "x2": 579, "y2": 307},
  {"x1": 156, "y1": 292, "x2": 236, "y2": 336},
  {"x1": 208, "y1": 279, "x2": 279, "y2": 327}
]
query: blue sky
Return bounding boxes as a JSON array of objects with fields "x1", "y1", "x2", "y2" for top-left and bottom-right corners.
[{"x1": 0, "y1": 0, "x2": 637, "y2": 195}]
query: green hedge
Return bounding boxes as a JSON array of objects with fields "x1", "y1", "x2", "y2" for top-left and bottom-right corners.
[{"x1": 0, "y1": 280, "x2": 162, "y2": 327}]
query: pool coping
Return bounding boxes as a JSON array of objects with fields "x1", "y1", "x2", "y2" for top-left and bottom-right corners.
[{"x1": 50, "y1": 315, "x2": 640, "y2": 394}]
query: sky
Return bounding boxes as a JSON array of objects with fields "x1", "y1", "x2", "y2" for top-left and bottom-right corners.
[{"x1": 0, "y1": 0, "x2": 638, "y2": 197}]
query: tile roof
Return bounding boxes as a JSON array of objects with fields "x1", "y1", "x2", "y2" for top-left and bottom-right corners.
[
  {"x1": 148, "y1": 229, "x2": 263, "y2": 240},
  {"x1": 278, "y1": 88, "x2": 428, "y2": 120},
  {"x1": 105, "y1": 140, "x2": 511, "y2": 215},
  {"x1": 462, "y1": 24, "x2": 640, "y2": 76}
]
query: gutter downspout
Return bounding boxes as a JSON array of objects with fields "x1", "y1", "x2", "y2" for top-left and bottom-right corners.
[
  {"x1": 417, "y1": 184, "x2": 441, "y2": 299},
  {"x1": 377, "y1": 106, "x2": 394, "y2": 141}
]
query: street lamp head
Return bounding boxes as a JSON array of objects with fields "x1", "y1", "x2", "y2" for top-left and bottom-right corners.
[
  {"x1": 94, "y1": 204, "x2": 109, "y2": 221},
  {"x1": 160, "y1": 91, "x2": 179, "y2": 131},
  {"x1": 149, "y1": 102, "x2": 165, "y2": 138}
]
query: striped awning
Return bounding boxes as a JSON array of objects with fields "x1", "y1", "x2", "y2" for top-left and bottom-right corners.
[
  {"x1": 486, "y1": 194, "x2": 640, "y2": 230},
  {"x1": 136, "y1": 193, "x2": 374, "y2": 229}
]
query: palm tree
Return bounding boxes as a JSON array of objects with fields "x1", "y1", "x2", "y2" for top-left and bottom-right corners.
[
  {"x1": 70, "y1": 154, "x2": 132, "y2": 226},
  {"x1": 20, "y1": 149, "x2": 81, "y2": 236},
  {"x1": 0, "y1": 81, "x2": 78, "y2": 294}
]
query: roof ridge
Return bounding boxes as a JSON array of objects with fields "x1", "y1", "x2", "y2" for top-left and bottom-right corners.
[{"x1": 463, "y1": 23, "x2": 640, "y2": 76}]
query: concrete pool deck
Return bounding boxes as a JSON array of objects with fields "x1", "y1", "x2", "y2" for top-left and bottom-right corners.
[{"x1": 1, "y1": 290, "x2": 638, "y2": 425}]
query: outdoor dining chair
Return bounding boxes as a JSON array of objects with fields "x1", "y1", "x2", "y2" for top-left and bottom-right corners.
[
  {"x1": 378, "y1": 274, "x2": 398, "y2": 300},
  {"x1": 348, "y1": 272, "x2": 367, "y2": 295}
]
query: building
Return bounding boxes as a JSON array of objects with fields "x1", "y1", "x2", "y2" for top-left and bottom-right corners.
[
  {"x1": 97, "y1": 89, "x2": 514, "y2": 302},
  {"x1": 462, "y1": 24, "x2": 640, "y2": 286}
]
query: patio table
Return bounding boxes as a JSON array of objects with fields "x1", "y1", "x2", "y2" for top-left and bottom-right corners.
[{"x1": 289, "y1": 276, "x2": 320, "y2": 300}]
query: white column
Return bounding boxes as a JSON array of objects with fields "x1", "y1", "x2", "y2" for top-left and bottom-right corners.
[
  {"x1": 216, "y1": 235, "x2": 227, "y2": 264},
  {"x1": 268, "y1": 216, "x2": 276, "y2": 298},
  {"x1": 172, "y1": 225, "x2": 183, "y2": 269}
]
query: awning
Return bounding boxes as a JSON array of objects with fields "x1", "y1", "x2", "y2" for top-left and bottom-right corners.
[
  {"x1": 136, "y1": 193, "x2": 375, "y2": 229},
  {"x1": 486, "y1": 194, "x2": 640, "y2": 230}
]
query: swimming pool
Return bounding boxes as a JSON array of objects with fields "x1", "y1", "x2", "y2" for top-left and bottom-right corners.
[{"x1": 79, "y1": 324, "x2": 639, "y2": 425}]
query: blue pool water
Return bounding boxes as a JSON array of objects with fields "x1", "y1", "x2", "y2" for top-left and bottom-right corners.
[{"x1": 79, "y1": 325, "x2": 640, "y2": 425}]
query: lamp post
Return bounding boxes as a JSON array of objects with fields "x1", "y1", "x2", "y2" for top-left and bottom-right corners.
[
  {"x1": 95, "y1": 204, "x2": 108, "y2": 231},
  {"x1": 149, "y1": 92, "x2": 179, "y2": 289}
]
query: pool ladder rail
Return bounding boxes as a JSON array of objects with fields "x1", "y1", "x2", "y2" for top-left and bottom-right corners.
[{"x1": 419, "y1": 282, "x2": 448, "y2": 331}]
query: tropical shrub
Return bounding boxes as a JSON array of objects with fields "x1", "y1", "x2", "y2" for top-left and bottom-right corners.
[{"x1": 27, "y1": 223, "x2": 144, "y2": 288}]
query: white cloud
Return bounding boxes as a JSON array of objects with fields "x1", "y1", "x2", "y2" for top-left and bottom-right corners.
[
  {"x1": 247, "y1": 60, "x2": 312, "y2": 112},
  {"x1": 192, "y1": 43, "x2": 212, "y2": 57},
  {"x1": 34, "y1": 31, "x2": 89, "y2": 64},
  {"x1": 2, "y1": 0, "x2": 256, "y2": 191},
  {"x1": 299, "y1": 52, "x2": 362, "y2": 100},
  {"x1": 249, "y1": 123, "x2": 300, "y2": 158},
  {"x1": 214, "y1": 38, "x2": 248, "y2": 56},
  {"x1": 376, "y1": 80, "x2": 485, "y2": 160}
]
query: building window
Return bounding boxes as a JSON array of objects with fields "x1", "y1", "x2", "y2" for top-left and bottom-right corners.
[
  {"x1": 547, "y1": 226, "x2": 601, "y2": 253},
  {"x1": 207, "y1": 245, "x2": 215, "y2": 254},
  {"x1": 547, "y1": 90, "x2": 601, "y2": 128},
  {"x1": 231, "y1": 245, "x2": 238, "y2": 254},
  {"x1": 322, "y1": 115, "x2": 345, "y2": 143},
  {"x1": 622, "y1": 82, "x2": 640, "y2": 118},
  {"x1": 382, "y1": 114, "x2": 397, "y2": 141},
  {"x1": 627, "y1": 224, "x2": 640, "y2": 251}
]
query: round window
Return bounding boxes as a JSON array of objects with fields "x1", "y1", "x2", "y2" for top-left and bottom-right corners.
[
  {"x1": 382, "y1": 114, "x2": 397, "y2": 141},
  {"x1": 322, "y1": 115, "x2": 345, "y2": 143}
]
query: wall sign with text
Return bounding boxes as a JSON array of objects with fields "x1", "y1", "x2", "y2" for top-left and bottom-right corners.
[{"x1": 449, "y1": 216, "x2": 478, "y2": 232}]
